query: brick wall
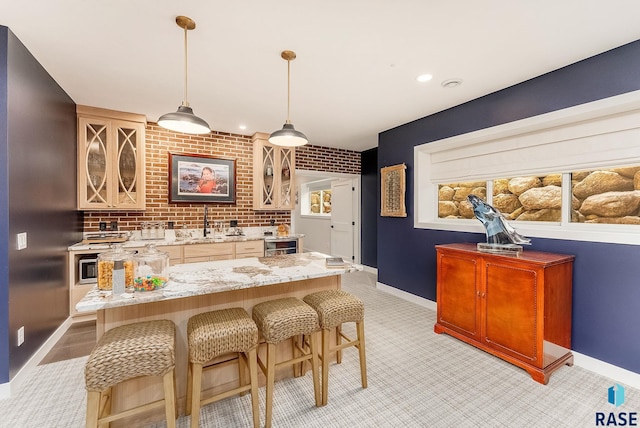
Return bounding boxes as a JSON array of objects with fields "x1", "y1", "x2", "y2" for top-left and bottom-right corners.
[{"x1": 83, "y1": 123, "x2": 361, "y2": 232}]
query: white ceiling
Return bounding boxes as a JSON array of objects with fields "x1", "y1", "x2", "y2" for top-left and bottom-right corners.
[{"x1": 2, "y1": 1, "x2": 640, "y2": 152}]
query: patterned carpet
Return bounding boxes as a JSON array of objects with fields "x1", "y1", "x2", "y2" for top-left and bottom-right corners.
[{"x1": 0, "y1": 271, "x2": 637, "y2": 427}]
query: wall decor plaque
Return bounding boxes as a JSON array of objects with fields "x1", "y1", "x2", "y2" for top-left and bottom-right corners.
[{"x1": 381, "y1": 163, "x2": 407, "y2": 217}]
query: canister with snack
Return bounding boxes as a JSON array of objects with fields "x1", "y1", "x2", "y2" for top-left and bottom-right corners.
[
  {"x1": 96, "y1": 244, "x2": 135, "y2": 291},
  {"x1": 133, "y1": 244, "x2": 169, "y2": 291}
]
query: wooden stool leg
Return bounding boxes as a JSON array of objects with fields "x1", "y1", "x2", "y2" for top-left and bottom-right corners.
[
  {"x1": 336, "y1": 325, "x2": 343, "y2": 364},
  {"x1": 174, "y1": 369, "x2": 179, "y2": 419},
  {"x1": 86, "y1": 391, "x2": 101, "y2": 428},
  {"x1": 310, "y1": 331, "x2": 322, "y2": 407},
  {"x1": 357, "y1": 320, "x2": 368, "y2": 389},
  {"x1": 238, "y1": 352, "x2": 248, "y2": 396},
  {"x1": 292, "y1": 334, "x2": 300, "y2": 377},
  {"x1": 98, "y1": 387, "x2": 111, "y2": 428},
  {"x1": 321, "y1": 329, "x2": 330, "y2": 406},
  {"x1": 265, "y1": 343, "x2": 277, "y2": 428},
  {"x1": 163, "y1": 370, "x2": 177, "y2": 428},
  {"x1": 190, "y1": 363, "x2": 204, "y2": 428},
  {"x1": 185, "y1": 362, "x2": 193, "y2": 416},
  {"x1": 248, "y1": 347, "x2": 261, "y2": 428}
]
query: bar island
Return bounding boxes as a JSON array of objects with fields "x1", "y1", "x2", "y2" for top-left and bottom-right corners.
[{"x1": 76, "y1": 252, "x2": 362, "y2": 423}]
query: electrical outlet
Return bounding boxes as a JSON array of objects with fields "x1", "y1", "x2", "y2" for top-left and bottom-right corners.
[
  {"x1": 110, "y1": 221, "x2": 118, "y2": 231},
  {"x1": 16, "y1": 232, "x2": 27, "y2": 250},
  {"x1": 17, "y1": 326, "x2": 24, "y2": 346},
  {"x1": 99, "y1": 222, "x2": 107, "y2": 231}
]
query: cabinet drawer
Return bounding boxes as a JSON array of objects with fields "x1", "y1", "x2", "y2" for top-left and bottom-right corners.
[
  {"x1": 184, "y1": 243, "x2": 234, "y2": 259},
  {"x1": 236, "y1": 240, "x2": 264, "y2": 254},
  {"x1": 236, "y1": 251, "x2": 264, "y2": 259},
  {"x1": 211, "y1": 254, "x2": 234, "y2": 261},
  {"x1": 156, "y1": 245, "x2": 183, "y2": 265},
  {"x1": 183, "y1": 256, "x2": 210, "y2": 263}
]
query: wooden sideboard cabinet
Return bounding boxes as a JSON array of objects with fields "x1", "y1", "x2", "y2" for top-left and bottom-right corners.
[{"x1": 434, "y1": 243, "x2": 574, "y2": 384}]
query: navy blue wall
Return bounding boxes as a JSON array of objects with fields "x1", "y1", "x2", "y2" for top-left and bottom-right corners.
[
  {"x1": 0, "y1": 27, "x2": 9, "y2": 384},
  {"x1": 0, "y1": 26, "x2": 79, "y2": 383},
  {"x1": 377, "y1": 39, "x2": 640, "y2": 374},
  {"x1": 361, "y1": 148, "x2": 378, "y2": 268}
]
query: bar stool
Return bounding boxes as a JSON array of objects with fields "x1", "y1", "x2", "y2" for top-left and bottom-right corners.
[
  {"x1": 303, "y1": 289, "x2": 367, "y2": 405},
  {"x1": 252, "y1": 297, "x2": 322, "y2": 428},
  {"x1": 84, "y1": 319, "x2": 177, "y2": 428},
  {"x1": 185, "y1": 307, "x2": 260, "y2": 428}
]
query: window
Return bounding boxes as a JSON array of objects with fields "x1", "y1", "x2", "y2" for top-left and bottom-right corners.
[
  {"x1": 571, "y1": 166, "x2": 640, "y2": 224},
  {"x1": 310, "y1": 189, "x2": 332, "y2": 214},
  {"x1": 415, "y1": 90, "x2": 640, "y2": 245},
  {"x1": 438, "y1": 174, "x2": 563, "y2": 222},
  {"x1": 301, "y1": 179, "x2": 332, "y2": 216}
]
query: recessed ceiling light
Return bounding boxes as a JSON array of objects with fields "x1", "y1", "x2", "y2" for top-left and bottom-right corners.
[
  {"x1": 416, "y1": 74, "x2": 433, "y2": 83},
  {"x1": 441, "y1": 78, "x2": 463, "y2": 88},
  {"x1": 239, "y1": 125, "x2": 247, "y2": 130}
]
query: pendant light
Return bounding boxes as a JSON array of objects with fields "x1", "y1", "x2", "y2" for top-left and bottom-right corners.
[
  {"x1": 269, "y1": 50, "x2": 308, "y2": 147},
  {"x1": 158, "y1": 16, "x2": 211, "y2": 135}
]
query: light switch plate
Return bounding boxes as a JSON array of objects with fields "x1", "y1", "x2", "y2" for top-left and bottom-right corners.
[
  {"x1": 16, "y1": 232, "x2": 27, "y2": 250},
  {"x1": 17, "y1": 326, "x2": 24, "y2": 346}
]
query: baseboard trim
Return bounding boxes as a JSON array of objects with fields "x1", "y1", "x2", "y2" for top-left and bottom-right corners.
[
  {"x1": 375, "y1": 281, "x2": 640, "y2": 389},
  {"x1": 376, "y1": 281, "x2": 437, "y2": 311},
  {"x1": 0, "y1": 317, "x2": 73, "y2": 399},
  {"x1": 362, "y1": 265, "x2": 377, "y2": 275}
]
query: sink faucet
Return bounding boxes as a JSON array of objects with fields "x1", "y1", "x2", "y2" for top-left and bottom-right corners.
[{"x1": 203, "y1": 205, "x2": 209, "y2": 237}]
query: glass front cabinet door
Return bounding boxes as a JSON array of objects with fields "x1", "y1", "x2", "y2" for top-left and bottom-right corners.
[
  {"x1": 77, "y1": 106, "x2": 147, "y2": 210},
  {"x1": 252, "y1": 132, "x2": 295, "y2": 210}
]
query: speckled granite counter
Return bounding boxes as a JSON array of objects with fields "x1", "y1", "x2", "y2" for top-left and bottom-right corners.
[
  {"x1": 84, "y1": 251, "x2": 357, "y2": 418},
  {"x1": 75, "y1": 251, "x2": 360, "y2": 312},
  {"x1": 68, "y1": 227, "x2": 304, "y2": 251}
]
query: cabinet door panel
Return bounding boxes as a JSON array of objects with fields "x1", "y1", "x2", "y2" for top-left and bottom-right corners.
[
  {"x1": 437, "y1": 253, "x2": 479, "y2": 339},
  {"x1": 80, "y1": 118, "x2": 111, "y2": 208},
  {"x1": 484, "y1": 263, "x2": 538, "y2": 363},
  {"x1": 115, "y1": 124, "x2": 141, "y2": 206}
]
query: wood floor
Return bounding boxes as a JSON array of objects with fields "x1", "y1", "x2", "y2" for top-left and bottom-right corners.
[{"x1": 39, "y1": 321, "x2": 96, "y2": 365}]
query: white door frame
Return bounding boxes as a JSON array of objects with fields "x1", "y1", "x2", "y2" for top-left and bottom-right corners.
[{"x1": 293, "y1": 169, "x2": 361, "y2": 263}]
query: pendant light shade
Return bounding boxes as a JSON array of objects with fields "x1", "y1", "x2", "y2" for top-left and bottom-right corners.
[
  {"x1": 158, "y1": 16, "x2": 211, "y2": 135},
  {"x1": 269, "y1": 50, "x2": 308, "y2": 147}
]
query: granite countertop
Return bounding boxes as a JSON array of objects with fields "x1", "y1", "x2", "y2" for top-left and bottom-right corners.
[
  {"x1": 75, "y1": 251, "x2": 361, "y2": 313},
  {"x1": 68, "y1": 229, "x2": 305, "y2": 251}
]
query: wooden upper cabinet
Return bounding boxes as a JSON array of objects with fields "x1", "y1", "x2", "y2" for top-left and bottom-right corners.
[
  {"x1": 77, "y1": 105, "x2": 147, "y2": 210},
  {"x1": 252, "y1": 132, "x2": 295, "y2": 210}
]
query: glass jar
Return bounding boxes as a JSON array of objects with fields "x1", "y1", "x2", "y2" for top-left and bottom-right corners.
[
  {"x1": 141, "y1": 221, "x2": 151, "y2": 239},
  {"x1": 133, "y1": 244, "x2": 169, "y2": 291},
  {"x1": 96, "y1": 244, "x2": 135, "y2": 290}
]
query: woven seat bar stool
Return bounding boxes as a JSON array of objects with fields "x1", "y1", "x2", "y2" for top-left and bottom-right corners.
[
  {"x1": 303, "y1": 289, "x2": 367, "y2": 406},
  {"x1": 252, "y1": 297, "x2": 322, "y2": 428},
  {"x1": 84, "y1": 319, "x2": 177, "y2": 428},
  {"x1": 185, "y1": 307, "x2": 260, "y2": 428}
]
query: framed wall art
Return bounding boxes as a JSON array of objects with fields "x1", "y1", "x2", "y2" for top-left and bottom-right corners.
[
  {"x1": 381, "y1": 163, "x2": 407, "y2": 217},
  {"x1": 168, "y1": 153, "x2": 236, "y2": 203}
]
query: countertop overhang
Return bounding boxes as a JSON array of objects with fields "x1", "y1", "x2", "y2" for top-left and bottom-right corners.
[
  {"x1": 69, "y1": 233, "x2": 304, "y2": 251},
  {"x1": 75, "y1": 251, "x2": 360, "y2": 313}
]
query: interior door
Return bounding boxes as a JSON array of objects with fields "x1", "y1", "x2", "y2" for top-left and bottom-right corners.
[{"x1": 330, "y1": 179, "x2": 355, "y2": 261}]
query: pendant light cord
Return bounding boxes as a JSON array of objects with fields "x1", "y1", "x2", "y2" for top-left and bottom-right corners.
[
  {"x1": 183, "y1": 25, "x2": 189, "y2": 107},
  {"x1": 286, "y1": 58, "x2": 291, "y2": 124}
]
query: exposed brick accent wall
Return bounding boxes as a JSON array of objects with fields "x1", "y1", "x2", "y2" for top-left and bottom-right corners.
[
  {"x1": 296, "y1": 144, "x2": 361, "y2": 174},
  {"x1": 82, "y1": 123, "x2": 361, "y2": 232}
]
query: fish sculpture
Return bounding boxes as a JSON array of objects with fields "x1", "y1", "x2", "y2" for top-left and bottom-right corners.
[{"x1": 467, "y1": 194, "x2": 531, "y2": 245}]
